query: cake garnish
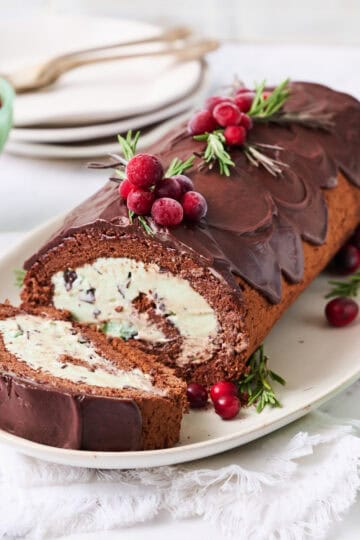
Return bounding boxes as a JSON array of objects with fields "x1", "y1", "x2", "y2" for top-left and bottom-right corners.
[
  {"x1": 14, "y1": 269, "x2": 25, "y2": 289},
  {"x1": 324, "y1": 226, "x2": 360, "y2": 326},
  {"x1": 186, "y1": 345, "x2": 285, "y2": 418},
  {"x1": 109, "y1": 130, "x2": 207, "y2": 232},
  {"x1": 237, "y1": 345, "x2": 285, "y2": 413},
  {"x1": 189, "y1": 78, "x2": 335, "y2": 177}
]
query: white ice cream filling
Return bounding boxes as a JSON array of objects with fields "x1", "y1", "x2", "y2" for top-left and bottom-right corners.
[
  {"x1": 0, "y1": 314, "x2": 165, "y2": 395},
  {"x1": 51, "y1": 257, "x2": 219, "y2": 366}
]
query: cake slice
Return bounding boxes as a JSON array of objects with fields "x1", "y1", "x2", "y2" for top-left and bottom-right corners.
[
  {"x1": 21, "y1": 82, "x2": 360, "y2": 385},
  {"x1": 0, "y1": 304, "x2": 186, "y2": 451}
]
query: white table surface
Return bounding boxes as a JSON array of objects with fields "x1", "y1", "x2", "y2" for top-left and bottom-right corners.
[{"x1": 1, "y1": 41, "x2": 360, "y2": 539}]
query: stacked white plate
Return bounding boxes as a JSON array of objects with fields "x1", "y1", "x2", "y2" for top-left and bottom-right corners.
[{"x1": 1, "y1": 15, "x2": 209, "y2": 158}]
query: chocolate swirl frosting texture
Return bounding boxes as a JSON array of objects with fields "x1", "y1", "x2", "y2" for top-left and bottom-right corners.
[{"x1": 25, "y1": 83, "x2": 360, "y2": 303}]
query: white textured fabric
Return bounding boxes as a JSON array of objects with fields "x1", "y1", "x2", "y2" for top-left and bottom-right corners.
[{"x1": 0, "y1": 409, "x2": 360, "y2": 540}]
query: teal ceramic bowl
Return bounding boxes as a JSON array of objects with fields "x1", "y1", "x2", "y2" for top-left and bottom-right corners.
[{"x1": 0, "y1": 78, "x2": 14, "y2": 152}]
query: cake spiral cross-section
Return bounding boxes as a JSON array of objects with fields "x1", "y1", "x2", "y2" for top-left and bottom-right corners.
[{"x1": 0, "y1": 305, "x2": 186, "y2": 450}]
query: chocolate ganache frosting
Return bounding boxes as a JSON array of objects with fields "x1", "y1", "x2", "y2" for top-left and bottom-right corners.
[{"x1": 25, "y1": 83, "x2": 360, "y2": 303}]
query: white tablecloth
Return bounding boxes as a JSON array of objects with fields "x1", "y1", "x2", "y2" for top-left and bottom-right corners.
[{"x1": 1, "y1": 43, "x2": 360, "y2": 539}]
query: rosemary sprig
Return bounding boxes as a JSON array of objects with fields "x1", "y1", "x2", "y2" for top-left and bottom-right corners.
[
  {"x1": 128, "y1": 209, "x2": 154, "y2": 236},
  {"x1": 238, "y1": 345, "x2": 286, "y2": 413},
  {"x1": 325, "y1": 269, "x2": 360, "y2": 299},
  {"x1": 14, "y1": 269, "x2": 26, "y2": 289},
  {"x1": 117, "y1": 130, "x2": 140, "y2": 161},
  {"x1": 165, "y1": 155, "x2": 195, "y2": 177},
  {"x1": 249, "y1": 78, "x2": 290, "y2": 119},
  {"x1": 258, "y1": 111, "x2": 335, "y2": 132},
  {"x1": 194, "y1": 130, "x2": 235, "y2": 176},
  {"x1": 243, "y1": 143, "x2": 289, "y2": 177}
]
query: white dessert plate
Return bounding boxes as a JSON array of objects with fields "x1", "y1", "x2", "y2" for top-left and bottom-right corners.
[
  {"x1": 0, "y1": 215, "x2": 359, "y2": 469},
  {"x1": 9, "y1": 64, "x2": 208, "y2": 144},
  {"x1": 4, "y1": 111, "x2": 189, "y2": 159},
  {"x1": 0, "y1": 15, "x2": 203, "y2": 127}
]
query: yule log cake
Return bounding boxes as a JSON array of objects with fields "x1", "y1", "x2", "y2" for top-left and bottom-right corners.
[
  {"x1": 21, "y1": 82, "x2": 360, "y2": 386},
  {"x1": 0, "y1": 305, "x2": 186, "y2": 450}
]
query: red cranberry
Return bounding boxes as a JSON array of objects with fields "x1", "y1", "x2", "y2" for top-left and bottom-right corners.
[
  {"x1": 186, "y1": 382, "x2": 208, "y2": 408},
  {"x1": 173, "y1": 174, "x2": 194, "y2": 194},
  {"x1": 239, "y1": 113, "x2": 253, "y2": 130},
  {"x1": 127, "y1": 188, "x2": 154, "y2": 215},
  {"x1": 236, "y1": 87, "x2": 251, "y2": 95},
  {"x1": 188, "y1": 110, "x2": 217, "y2": 135},
  {"x1": 182, "y1": 191, "x2": 208, "y2": 221},
  {"x1": 118, "y1": 179, "x2": 134, "y2": 200},
  {"x1": 214, "y1": 394, "x2": 240, "y2": 420},
  {"x1": 155, "y1": 177, "x2": 182, "y2": 200},
  {"x1": 151, "y1": 197, "x2": 183, "y2": 227},
  {"x1": 334, "y1": 244, "x2": 360, "y2": 275},
  {"x1": 350, "y1": 225, "x2": 360, "y2": 250},
  {"x1": 224, "y1": 125, "x2": 247, "y2": 146},
  {"x1": 234, "y1": 92, "x2": 255, "y2": 113},
  {"x1": 126, "y1": 153, "x2": 164, "y2": 189},
  {"x1": 325, "y1": 297, "x2": 359, "y2": 327},
  {"x1": 210, "y1": 381, "x2": 238, "y2": 402},
  {"x1": 213, "y1": 102, "x2": 242, "y2": 127},
  {"x1": 205, "y1": 95, "x2": 233, "y2": 112}
]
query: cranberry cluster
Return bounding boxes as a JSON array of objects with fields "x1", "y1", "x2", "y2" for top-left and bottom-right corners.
[
  {"x1": 325, "y1": 224, "x2": 360, "y2": 327},
  {"x1": 119, "y1": 153, "x2": 207, "y2": 227},
  {"x1": 188, "y1": 88, "x2": 258, "y2": 145},
  {"x1": 186, "y1": 380, "x2": 240, "y2": 420}
]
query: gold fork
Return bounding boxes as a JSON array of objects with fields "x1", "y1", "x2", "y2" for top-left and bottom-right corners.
[{"x1": 1, "y1": 27, "x2": 218, "y2": 94}]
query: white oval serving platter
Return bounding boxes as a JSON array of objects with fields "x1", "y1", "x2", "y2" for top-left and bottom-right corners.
[{"x1": 0, "y1": 215, "x2": 359, "y2": 468}]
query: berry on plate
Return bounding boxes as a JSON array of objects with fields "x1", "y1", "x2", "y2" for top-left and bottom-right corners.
[
  {"x1": 224, "y1": 125, "x2": 247, "y2": 146},
  {"x1": 213, "y1": 394, "x2": 240, "y2": 420},
  {"x1": 325, "y1": 297, "x2": 359, "y2": 327},
  {"x1": 186, "y1": 382, "x2": 208, "y2": 408},
  {"x1": 210, "y1": 381, "x2": 238, "y2": 402}
]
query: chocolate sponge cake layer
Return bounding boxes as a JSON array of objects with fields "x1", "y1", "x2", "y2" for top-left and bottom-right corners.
[
  {"x1": 21, "y1": 82, "x2": 360, "y2": 385},
  {"x1": 0, "y1": 305, "x2": 186, "y2": 451}
]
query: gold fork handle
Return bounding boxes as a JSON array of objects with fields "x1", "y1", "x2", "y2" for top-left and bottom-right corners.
[
  {"x1": 56, "y1": 26, "x2": 192, "y2": 60},
  {"x1": 48, "y1": 39, "x2": 219, "y2": 79}
]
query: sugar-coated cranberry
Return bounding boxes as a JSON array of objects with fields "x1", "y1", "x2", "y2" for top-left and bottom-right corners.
[
  {"x1": 239, "y1": 113, "x2": 253, "y2": 130},
  {"x1": 325, "y1": 297, "x2": 359, "y2": 327},
  {"x1": 118, "y1": 179, "x2": 134, "y2": 200},
  {"x1": 210, "y1": 381, "x2": 238, "y2": 403},
  {"x1": 213, "y1": 102, "x2": 242, "y2": 127},
  {"x1": 188, "y1": 110, "x2": 217, "y2": 135},
  {"x1": 236, "y1": 87, "x2": 251, "y2": 95},
  {"x1": 205, "y1": 95, "x2": 233, "y2": 112},
  {"x1": 334, "y1": 244, "x2": 360, "y2": 275},
  {"x1": 234, "y1": 92, "x2": 255, "y2": 113},
  {"x1": 224, "y1": 125, "x2": 247, "y2": 146},
  {"x1": 186, "y1": 382, "x2": 208, "y2": 408},
  {"x1": 155, "y1": 177, "x2": 182, "y2": 200},
  {"x1": 126, "y1": 153, "x2": 164, "y2": 189},
  {"x1": 173, "y1": 174, "x2": 194, "y2": 194},
  {"x1": 151, "y1": 197, "x2": 183, "y2": 227},
  {"x1": 350, "y1": 225, "x2": 360, "y2": 250},
  {"x1": 214, "y1": 394, "x2": 240, "y2": 420},
  {"x1": 127, "y1": 188, "x2": 154, "y2": 215},
  {"x1": 182, "y1": 191, "x2": 208, "y2": 221}
]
